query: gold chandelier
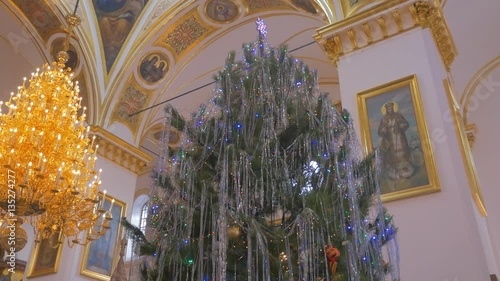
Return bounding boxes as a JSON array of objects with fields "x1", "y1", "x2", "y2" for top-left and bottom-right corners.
[{"x1": 0, "y1": 6, "x2": 111, "y2": 247}]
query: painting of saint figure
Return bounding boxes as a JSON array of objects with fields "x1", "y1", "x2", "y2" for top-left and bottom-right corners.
[
  {"x1": 139, "y1": 53, "x2": 169, "y2": 83},
  {"x1": 93, "y1": 0, "x2": 149, "y2": 71},
  {"x1": 357, "y1": 75, "x2": 439, "y2": 202}
]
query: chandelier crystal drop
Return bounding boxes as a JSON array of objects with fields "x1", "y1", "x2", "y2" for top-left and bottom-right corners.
[{"x1": 0, "y1": 51, "x2": 111, "y2": 246}]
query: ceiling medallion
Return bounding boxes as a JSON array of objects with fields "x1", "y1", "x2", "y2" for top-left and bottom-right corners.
[{"x1": 205, "y1": 0, "x2": 239, "y2": 23}]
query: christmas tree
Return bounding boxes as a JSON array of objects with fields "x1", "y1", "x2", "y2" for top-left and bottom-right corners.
[{"x1": 125, "y1": 19, "x2": 399, "y2": 281}]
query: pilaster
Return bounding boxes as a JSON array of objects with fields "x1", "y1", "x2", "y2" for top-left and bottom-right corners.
[{"x1": 315, "y1": 1, "x2": 490, "y2": 280}]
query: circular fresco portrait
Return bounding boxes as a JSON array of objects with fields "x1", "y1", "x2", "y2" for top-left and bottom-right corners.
[
  {"x1": 205, "y1": 0, "x2": 239, "y2": 23},
  {"x1": 154, "y1": 129, "x2": 181, "y2": 147},
  {"x1": 291, "y1": 0, "x2": 317, "y2": 14},
  {"x1": 139, "y1": 53, "x2": 169, "y2": 84}
]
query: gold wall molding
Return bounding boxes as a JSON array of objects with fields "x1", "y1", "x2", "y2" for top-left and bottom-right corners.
[
  {"x1": 443, "y1": 79, "x2": 487, "y2": 217},
  {"x1": 90, "y1": 126, "x2": 152, "y2": 174},
  {"x1": 315, "y1": 0, "x2": 456, "y2": 70},
  {"x1": 465, "y1": 124, "x2": 477, "y2": 149},
  {"x1": 460, "y1": 56, "x2": 500, "y2": 126}
]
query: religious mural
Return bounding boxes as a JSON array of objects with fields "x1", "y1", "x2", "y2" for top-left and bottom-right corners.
[
  {"x1": 12, "y1": 0, "x2": 61, "y2": 42},
  {"x1": 205, "y1": 0, "x2": 239, "y2": 23},
  {"x1": 92, "y1": 0, "x2": 149, "y2": 72},
  {"x1": 139, "y1": 53, "x2": 169, "y2": 83}
]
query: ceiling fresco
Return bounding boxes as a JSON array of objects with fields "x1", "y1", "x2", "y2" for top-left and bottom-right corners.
[
  {"x1": 11, "y1": 0, "x2": 62, "y2": 43},
  {"x1": 161, "y1": 9, "x2": 215, "y2": 59},
  {"x1": 92, "y1": 0, "x2": 150, "y2": 71},
  {"x1": 205, "y1": 0, "x2": 240, "y2": 23},
  {"x1": 5, "y1": 0, "x2": 337, "y2": 151}
]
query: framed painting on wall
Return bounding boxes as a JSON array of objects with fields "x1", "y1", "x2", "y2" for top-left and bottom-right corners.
[
  {"x1": 357, "y1": 74, "x2": 440, "y2": 202},
  {"x1": 80, "y1": 192, "x2": 126, "y2": 281},
  {"x1": 27, "y1": 231, "x2": 63, "y2": 278}
]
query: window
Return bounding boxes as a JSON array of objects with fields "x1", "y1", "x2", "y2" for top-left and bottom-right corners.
[
  {"x1": 139, "y1": 202, "x2": 149, "y2": 233},
  {"x1": 126, "y1": 194, "x2": 149, "y2": 261}
]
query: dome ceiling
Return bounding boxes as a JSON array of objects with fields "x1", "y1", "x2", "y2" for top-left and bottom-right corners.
[{"x1": 2, "y1": 0, "x2": 339, "y2": 153}]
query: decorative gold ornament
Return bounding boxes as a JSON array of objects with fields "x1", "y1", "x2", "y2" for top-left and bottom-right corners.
[
  {"x1": 227, "y1": 226, "x2": 241, "y2": 239},
  {"x1": 0, "y1": 8, "x2": 111, "y2": 246},
  {"x1": 0, "y1": 219, "x2": 28, "y2": 252}
]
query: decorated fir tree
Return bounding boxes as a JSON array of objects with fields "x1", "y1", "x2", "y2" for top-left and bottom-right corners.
[{"x1": 125, "y1": 19, "x2": 399, "y2": 281}]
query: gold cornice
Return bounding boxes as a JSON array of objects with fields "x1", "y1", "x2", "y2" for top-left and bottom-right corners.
[
  {"x1": 317, "y1": 0, "x2": 408, "y2": 33},
  {"x1": 412, "y1": 1, "x2": 457, "y2": 70},
  {"x1": 90, "y1": 126, "x2": 152, "y2": 174},
  {"x1": 315, "y1": 0, "x2": 456, "y2": 70}
]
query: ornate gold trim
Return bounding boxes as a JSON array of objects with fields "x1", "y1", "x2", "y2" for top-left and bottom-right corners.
[
  {"x1": 157, "y1": 7, "x2": 218, "y2": 63},
  {"x1": 90, "y1": 126, "x2": 152, "y2": 174},
  {"x1": 443, "y1": 79, "x2": 487, "y2": 217},
  {"x1": 315, "y1": 0, "x2": 456, "y2": 71},
  {"x1": 460, "y1": 57, "x2": 500, "y2": 125},
  {"x1": 412, "y1": 1, "x2": 457, "y2": 70},
  {"x1": 318, "y1": 0, "x2": 407, "y2": 32},
  {"x1": 315, "y1": 0, "x2": 413, "y2": 64}
]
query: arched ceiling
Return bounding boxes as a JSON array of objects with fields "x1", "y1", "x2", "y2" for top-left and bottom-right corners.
[{"x1": 1, "y1": 0, "x2": 341, "y2": 155}]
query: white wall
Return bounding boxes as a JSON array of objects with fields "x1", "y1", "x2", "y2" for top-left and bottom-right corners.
[
  {"x1": 0, "y1": 2, "x2": 45, "y2": 102},
  {"x1": 338, "y1": 29, "x2": 490, "y2": 281},
  {"x1": 443, "y1": 0, "x2": 500, "y2": 97},
  {"x1": 443, "y1": 0, "x2": 500, "y2": 275}
]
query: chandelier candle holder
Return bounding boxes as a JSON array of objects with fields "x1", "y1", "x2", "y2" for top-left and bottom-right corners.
[{"x1": 0, "y1": 11, "x2": 111, "y2": 247}]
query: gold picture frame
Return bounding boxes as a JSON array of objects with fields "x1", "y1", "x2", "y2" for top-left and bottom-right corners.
[
  {"x1": 357, "y1": 74, "x2": 440, "y2": 202},
  {"x1": 27, "y1": 231, "x2": 63, "y2": 278},
  {"x1": 80, "y1": 192, "x2": 126, "y2": 281}
]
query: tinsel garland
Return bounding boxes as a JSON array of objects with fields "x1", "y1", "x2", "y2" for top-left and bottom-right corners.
[{"x1": 127, "y1": 23, "x2": 399, "y2": 281}]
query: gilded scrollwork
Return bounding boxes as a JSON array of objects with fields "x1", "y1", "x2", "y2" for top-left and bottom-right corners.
[{"x1": 316, "y1": 0, "x2": 457, "y2": 71}]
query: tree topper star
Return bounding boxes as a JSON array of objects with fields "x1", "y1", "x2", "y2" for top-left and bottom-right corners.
[{"x1": 256, "y1": 18, "x2": 267, "y2": 38}]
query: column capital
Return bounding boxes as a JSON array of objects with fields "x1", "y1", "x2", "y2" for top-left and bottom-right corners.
[{"x1": 315, "y1": 0, "x2": 457, "y2": 70}]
